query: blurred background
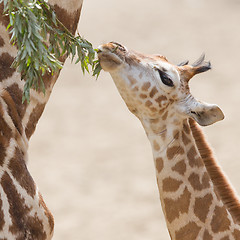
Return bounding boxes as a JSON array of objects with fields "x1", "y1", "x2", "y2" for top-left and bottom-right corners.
[{"x1": 28, "y1": 0, "x2": 240, "y2": 239}]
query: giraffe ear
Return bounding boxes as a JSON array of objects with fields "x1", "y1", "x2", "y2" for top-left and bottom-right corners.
[{"x1": 187, "y1": 102, "x2": 224, "y2": 126}]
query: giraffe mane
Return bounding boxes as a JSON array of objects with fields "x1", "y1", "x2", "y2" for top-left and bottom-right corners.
[{"x1": 189, "y1": 118, "x2": 240, "y2": 223}]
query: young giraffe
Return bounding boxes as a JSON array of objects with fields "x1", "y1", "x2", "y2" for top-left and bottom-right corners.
[
  {"x1": 98, "y1": 42, "x2": 240, "y2": 240},
  {"x1": 0, "y1": 0, "x2": 83, "y2": 239}
]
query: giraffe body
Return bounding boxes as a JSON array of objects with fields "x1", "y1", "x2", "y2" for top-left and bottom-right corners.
[
  {"x1": 98, "y1": 42, "x2": 240, "y2": 239},
  {"x1": 0, "y1": 0, "x2": 83, "y2": 239}
]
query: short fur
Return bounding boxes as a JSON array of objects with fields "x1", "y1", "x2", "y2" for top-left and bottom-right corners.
[{"x1": 189, "y1": 118, "x2": 240, "y2": 223}]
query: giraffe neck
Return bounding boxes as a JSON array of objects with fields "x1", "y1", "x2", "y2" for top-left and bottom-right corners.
[
  {"x1": 0, "y1": 1, "x2": 83, "y2": 239},
  {"x1": 189, "y1": 118, "x2": 240, "y2": 225},
  {"x1": 143, "y1": 119, "x2": 240, "y2": 240},
  {"x1": 0, "y1": 0, "x2": 83, "y2": 145}
]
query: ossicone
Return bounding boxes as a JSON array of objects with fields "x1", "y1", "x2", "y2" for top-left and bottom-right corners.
[
  {"x1": 192, "y1": 53, "x2": 211, "y2": 74},
  {"x1": 178, "y1": 54, "x2": 211, "y2": 82}
]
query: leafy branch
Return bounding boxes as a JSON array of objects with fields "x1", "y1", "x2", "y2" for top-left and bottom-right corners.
[{"x1": 0, "y1": 0, "x2": 102, "y2": 102}]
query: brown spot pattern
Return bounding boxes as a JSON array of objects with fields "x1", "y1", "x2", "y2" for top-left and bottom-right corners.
[
  {"x1": 183, "y1": 122, "x2": 190, "y2": 134},
  {"x1": 173, "y1": 130, "x2": 180, "y2": 139},
  {"x1": 175, "y1": 221, "x2": 201, "y2": 240},
  {"x1": 140, "y1": 94, "x2": 147, "y2": 99},
  {"x1": 211, "y1": 206, "x2": 231, "y2": 233},
  {"x1": 142, "y1": 82, "x2": 151, "y2": 91},
  {"x1": 167, "y1": 146, "x2": 184, "y2": 160},
  {"x1": 0, "y1": 198, "x2": 4, "y2": 230},
  {"x1": 0, "y1": 53, "x2": 15, "y2": 82},
  {"x1": 233, "y1": 229, "x2": 240, "y2": 239},
  {"x1": 150, "y1": 118, "x2": 160, "y2": 124},
  {"x1": 187, "y1": 146, "x2": 203, "y2": 168},
  {"x1": 172, "y1": 160, "x2": 186, "y2": 175},
  {"x1": 150, "y1": 86, "x2": 158, "y2": 98},
  {"x1": 155, "y1": 157, "x2": 164, "y2": 173},
  {"x1": 0, "y1": 3, "x2": 9, "y2": 27},
  {"x1": 145, "y1": 100, "x2": 152, "y2": 107},
  {"x1": 6, "y1": 83, "x2": 27, "y2": 120},
  {"x1": 0, "y1": 138, "x2": 8, "y2": 166},
  {"x1": 0, "y1": 104, "x2": 12, "y2": 140},
  {"x1": 162, "y1": 111, "x2": 168, "y2": 120},
  {"x1": 162, "y1": 177, "x2": 183, "y2": 192},
  {"x1": 153, "y1": 140, "x2": 160, "y2": 151},
  {"x1": 39, "y1": 193, "x2": 54, "y2": 235},
  {"x1": 2, "y1": 90, "x2": 23, "y2": 135},
  {"x1": 159, "y1": 108, "x2": 165, "y2": 115},
  {"x1": 133, "y1": 86, "x2": 139, "y2": 92},
  {"x1": 52, "y1": 4, "x2": 81, "y2": 34},
  {"x1": 163, "y1": 187, "x2": 191, "y2": 223},
  {"x1": 41, "y1": 71, "x2": 60, "y2": 91},
  {"x1": 0, "y1": 105, "x2": 12, "y2": 166},
  {"x1": 188, "y1": 172, "x2": 210, "y2": 191},
  {"x1": 0, "y1": 36, "x2": 4, "y2": 47},
  {"x1": 1, "y1": 172, "x2": 46, "y2": 239},
  {"x1": 8, "y1": 148, "x2": 36, "y2": 198},
  {"x1": 203, "y1": 230, "x2": 213, "y2": 240},
  {"x1": 182, "y1": 131, "x2": 191, "y2": 145},
  {"x1": 128, "y1": 76, "x2": 137, "y2": 85},
  {"x1": 220, "y1": 237, "x2": 230, "y2": 240},
  {"x1": 150, "y1": 107, "x2": 157, "y2": 112},
  {"x1": 194, "y1": 193, "x2": 213, "y2": 222},
  {"x1": 155, "y1": 96, "x2": 167, "y2": 107},
  {"x1": 25, "y1": 103, "x2": 45, "y2": 139}
]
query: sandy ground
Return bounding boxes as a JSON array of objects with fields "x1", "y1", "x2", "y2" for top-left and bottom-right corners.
[{"x1": 28, "y1": 0, "x2": 240, "y2": 239}]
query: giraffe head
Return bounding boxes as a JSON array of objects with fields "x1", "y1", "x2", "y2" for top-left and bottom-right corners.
[{"x1": 98, "y1": 42, "x2": 224, "y2": 128}]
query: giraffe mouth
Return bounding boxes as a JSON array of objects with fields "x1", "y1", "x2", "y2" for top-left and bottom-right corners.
[{"x1": 97, "y1": 44, "x2": 124, "y2": 72}]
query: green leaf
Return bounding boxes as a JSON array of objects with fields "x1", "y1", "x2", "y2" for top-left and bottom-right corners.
[
  {"x1": 92, "y1": 60, "x2": 102, "y2": 79},
  {"x1": 4, "y1": 0, "x2": 102, "y2": 103}
]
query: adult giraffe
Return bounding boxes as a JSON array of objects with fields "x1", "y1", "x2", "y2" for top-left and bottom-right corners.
[
  {"x1": 0, "y1": 0, "x2": 83, "y2": 239},
  {"x1": 98, "y1": 42, "x2": 240, "y2": 240}
]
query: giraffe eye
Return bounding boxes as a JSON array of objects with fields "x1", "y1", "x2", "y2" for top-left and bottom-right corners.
[{"x1": 156, "y1": 69, "x2": 174, "y2": 87}]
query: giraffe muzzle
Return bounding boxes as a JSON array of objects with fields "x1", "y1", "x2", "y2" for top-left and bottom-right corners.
[{"x1": 97, "y1": 44, "x2": 124, "y2": 71}]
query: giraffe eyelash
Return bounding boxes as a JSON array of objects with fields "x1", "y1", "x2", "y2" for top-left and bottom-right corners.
[{"x1": 156, "y1": 68, "x2": 174, "y2": 87}]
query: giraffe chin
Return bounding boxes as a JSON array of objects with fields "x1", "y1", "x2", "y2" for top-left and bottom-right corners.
[{"x1": 98, "y1": 53, "x2": 123, "y2": 72}]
